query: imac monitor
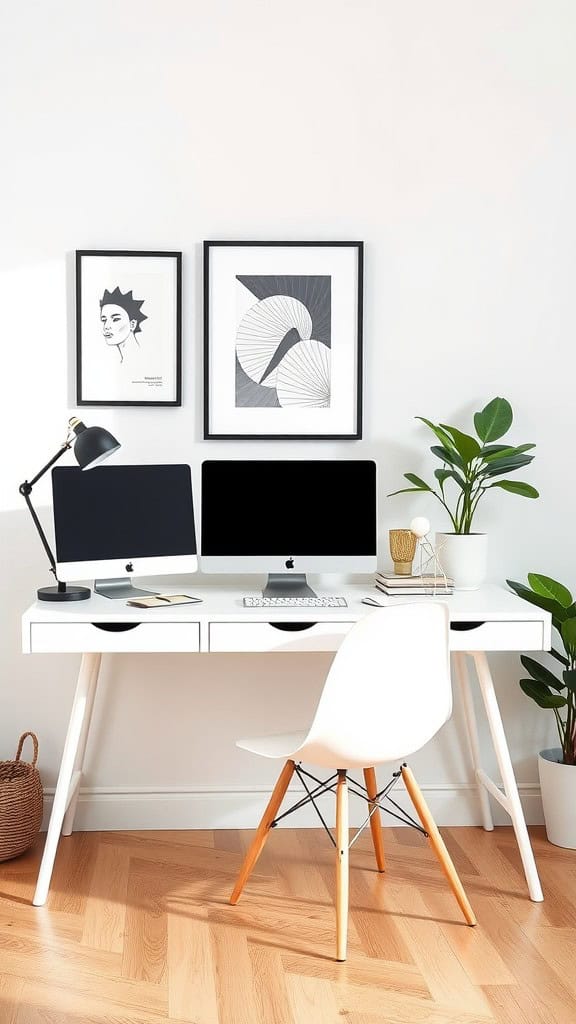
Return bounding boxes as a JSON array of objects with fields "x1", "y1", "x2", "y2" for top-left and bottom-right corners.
[
  {"x1": 52, "y1": 464, "x2": 197, "y2": 599},
  {"x1": 201, "y1": 460, "x2": 377, "y2": 596}
]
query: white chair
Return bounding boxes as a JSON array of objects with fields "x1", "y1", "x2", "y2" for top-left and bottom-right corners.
[{"x1": 230, "y1": 602, "x2": 476, "y2": 961}]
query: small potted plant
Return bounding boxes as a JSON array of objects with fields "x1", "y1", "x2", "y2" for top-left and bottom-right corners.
[
  {"x1": 507, "y1": 573, "x2": 576, "y2": 848},
  {"x1": 388, "y1": 397, "x2": 538, "y2": 588}
]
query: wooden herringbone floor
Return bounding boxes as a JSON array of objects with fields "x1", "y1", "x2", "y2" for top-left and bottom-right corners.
[{"x1": 1, "y1": 826, "x2": 575, "y2": 1023}]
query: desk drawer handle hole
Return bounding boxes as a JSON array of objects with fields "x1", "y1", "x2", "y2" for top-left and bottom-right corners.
[{"x1": 92, "y1": 622, "x2": 142, "y2": 632}]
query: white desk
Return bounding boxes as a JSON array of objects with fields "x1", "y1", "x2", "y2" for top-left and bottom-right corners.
[{"x1": 22, "y1": 583, "x2": 551, "y2": 907}]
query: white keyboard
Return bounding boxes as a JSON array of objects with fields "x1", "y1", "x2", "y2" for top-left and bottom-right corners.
[{"x1": 243, "y1": 596, "x2": 348, "y2": 608}]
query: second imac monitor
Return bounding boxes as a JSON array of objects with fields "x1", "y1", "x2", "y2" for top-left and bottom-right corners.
[{"x1": 201, "y1": 460, "x2": 377, "y2": 596}]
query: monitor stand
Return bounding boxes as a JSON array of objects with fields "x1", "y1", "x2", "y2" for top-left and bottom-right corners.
[
  {"x1": 94, "y1": 578, "x2": 160, "y2": 600},
  {"x1": 263, "y1": 574, "x2": 318, "y2": 598}
]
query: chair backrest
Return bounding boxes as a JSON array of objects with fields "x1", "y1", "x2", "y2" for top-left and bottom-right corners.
[{"x1": 297, "y1": 603, "x2": 452, "y2": 769}]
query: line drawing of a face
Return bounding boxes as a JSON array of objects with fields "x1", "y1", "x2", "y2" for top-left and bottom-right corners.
[
  {"x1": 101, "y1": 304, "x2": 138, "y2": 350},
  {"x1": 99, "y1": 287, "x2": 147, "y2": 363}
]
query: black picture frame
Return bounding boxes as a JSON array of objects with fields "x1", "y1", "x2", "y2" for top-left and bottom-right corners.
[
  {"x1": 76, "y1": 250, "x2": 182, "y2": 407},
  {"x1": 204, "y1": 240, "x2": 363, "y2": 439}
]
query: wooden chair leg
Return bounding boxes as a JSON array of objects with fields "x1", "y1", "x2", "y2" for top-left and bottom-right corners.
[
  {"x1": 230, "y1": 759, "x2": 295, "y2": 905},
  {"x1": 401, "y1": 764, "x2": 476, "y2": 926},
  {"x1": 335, "y1": 769, "x2": 349, "y2": 961},
  {"x1": 363, "y1": 766, "x2": 386, "y2": 872}
]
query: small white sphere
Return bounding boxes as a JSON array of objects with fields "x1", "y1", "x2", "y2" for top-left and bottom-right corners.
[{"x1": 410, "y1": 516, "x2": 430, "y2": 538}]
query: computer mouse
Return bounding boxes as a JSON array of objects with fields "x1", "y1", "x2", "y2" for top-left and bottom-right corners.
[{"x1": 361, "y1": 596, "x2": 384, "y2": 607}]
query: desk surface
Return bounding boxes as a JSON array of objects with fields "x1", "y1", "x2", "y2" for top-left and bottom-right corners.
[
  {"x1": 22, "y1": 583, "x2": 550, "y2": 624},
  {"x1": 22, "y1": 583, "x2": 552, "y2": 655}
]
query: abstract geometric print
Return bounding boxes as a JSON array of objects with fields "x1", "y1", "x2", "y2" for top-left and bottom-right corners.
[{"x1": 235, "y1": 275, "x2": 331, "y2": 408}]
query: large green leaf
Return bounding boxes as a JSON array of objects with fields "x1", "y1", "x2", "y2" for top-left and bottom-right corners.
[
  {"x1": 520, "y1": 655, "x2": 564, "y2": 691},
  {"x1": 482, "y1": 444, "x2": 536, "y2": 463},
  {"x1": 439, "y1": 425, "x2": 481, "y2": 464},
  {"x1": 488, "y1": 480, "x2": 539, "y2": 498},
  {"x1": 430, "y1": 445, "x2": 466, "y2": 472},
  {"x1": 561, "y1": 618, "x2": 576, "y2": 653},
  {"x1": 479, "y1": 444, "x2": 516, "y2": 457},
  {"x1": 474, "y1": 397, "x2": 513, "y2": 442},
  {"x1": 506, "y1": 579, "x2": 570, "y2": 630},
  {"x1": 481, "y1": 455, "x2": 534, "y2": 477},
  {"x1": 519, "y1": 678, "x2": 567, "y2": 709},
  {"x1": 528, "y1": 574, "x2": 573, "y2": 608},
  {"x1": 415, "y1": 417, "x2": 456, "y2": 452}
]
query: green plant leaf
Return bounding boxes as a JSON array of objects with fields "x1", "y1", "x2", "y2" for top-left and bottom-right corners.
[
  {"x1": 520, "y1": 655, "x2": 564, "y2": 691},
  {"x1": 488, "y1": 480, "x2": 539, "y2": 498},
  {"x1": 430, "y1": 445, "x2": 466, "y2": 473},
  {"x1": 479, "y1": 444, "x2": 516, "y2": 457},
  {"x1": 387, "y1": 486, "x2": 429, "y2": 497},
  {"x1": 474, "y1": 397, "x2": 513, "y2": 442},
  {"x1": 561, "y1": 618, "x2": 576, "y2": 652},
  {"x1": 415, "y1": 417, "x2": 457, "y2": 451},
  {"x1": 562, "y1": 669, "x2": 576, "y2": 693},
  {"x1": 434, "y1": 468, "x2": 451, "y2": 486},
  {"x1": 482, "y1": 444, "x2": 536, "y2": 462},
  {"x1": 519, "y1": 678, "x2": 567, "y2": 709},
  {"x1": 404, "y1": 473, "x2": 432, "y2": 491},
  {"x1": 528, "y1": 574, "x2": 573, "y2": 608},
  {"x1": 506, "y1": 579, "x2": 570, "y2": 630},
  {"x1": 439, "y1": 424, "x2": 481, "y2": 463},
  {"x1": 551, "y1": 647, "x2": 570, "y2": 667},
  {"x1": 481, "y1": 455, "x2": 534, "y2": 477}
]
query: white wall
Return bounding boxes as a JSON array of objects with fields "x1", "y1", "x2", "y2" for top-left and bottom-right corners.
[{"x1": 1, "y1": 0, "x2": 574, "y2": 828}]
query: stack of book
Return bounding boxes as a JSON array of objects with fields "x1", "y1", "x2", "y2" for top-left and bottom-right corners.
[{"x1": 375, "y1": 572, "x2": 454, "y2": 596}]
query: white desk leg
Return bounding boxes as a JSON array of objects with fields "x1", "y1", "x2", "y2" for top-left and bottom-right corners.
[
  {"x1": 61, "y1": 653, "x2": 101, "y2": 836},
  {"x1": 452, "y1": 652, "x2": 494, "y2": 831},
  {"x1": 33, "y1": 652, "x2": 102, "y2": 907},
  {"x1": 471, "y1": 651, "x2": 544, "y2": 903}
]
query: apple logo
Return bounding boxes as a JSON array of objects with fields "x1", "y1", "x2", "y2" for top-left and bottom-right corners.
[
  {"x1": 285, "y1": 557, "x2": 294, "y2": 569},
  {"x1": 125, "y1": 562, "x2": 134, "y2": 573}
]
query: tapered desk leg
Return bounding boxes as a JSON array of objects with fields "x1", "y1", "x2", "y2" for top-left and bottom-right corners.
[
  {"x1": 471, "y1": 651, "x2": 544, "y2": 902},
  {"x1": 453, "y1": 652, "x2": 494, "y2": 831},
  {"x1": 62, "y1": 653, "x2": 101, "y2": 836},
  {"x1": 33, "y1": 652, "x2": 102, "y2": 907}
]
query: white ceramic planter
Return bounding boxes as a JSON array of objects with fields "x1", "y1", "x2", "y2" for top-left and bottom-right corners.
[
  {"x1": 434, "y1": 533, "x2": 488, "y2": 591},
  {"x1": 538, "y1": 748, "x2": 576, "y2": 849}
]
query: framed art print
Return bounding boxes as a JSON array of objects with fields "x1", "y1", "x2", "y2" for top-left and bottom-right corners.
[
  {"x1": 204, "y1": 241, "x2": 363, "y2": 438},
  {"x1": 76, "y1": 250, "x2": 182, "y2": 406}
]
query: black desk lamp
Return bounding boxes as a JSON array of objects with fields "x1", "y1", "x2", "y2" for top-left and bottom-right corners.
[{"x1": 19, "y1": 416, "x2": 121, "y2": 602}]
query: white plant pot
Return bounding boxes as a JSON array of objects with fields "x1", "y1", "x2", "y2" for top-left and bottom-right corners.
[
  {"x1": 434, "y1": 533, "x2": 488, "y2": 591},
  {"x1": 538, "y1": 748, "x2": 576, "y2": 849}
]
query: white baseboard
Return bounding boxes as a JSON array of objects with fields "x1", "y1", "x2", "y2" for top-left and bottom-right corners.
[{"x1": 41, "y1": 781, "x2": 544, "y2": 831}]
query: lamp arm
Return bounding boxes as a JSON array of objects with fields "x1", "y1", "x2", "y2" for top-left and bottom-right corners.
[{"x1": 19, "y1": 442, "x2": 72, "y2": 584}]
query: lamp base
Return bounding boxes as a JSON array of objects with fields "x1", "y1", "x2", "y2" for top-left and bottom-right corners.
[{"x1": 37, "y1": 586, "x2": 91, "y2": 602}]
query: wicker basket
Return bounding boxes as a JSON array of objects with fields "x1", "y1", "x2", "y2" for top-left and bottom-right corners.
[{"x1": 0, "y1": 732, "x2": 43, "y2": 861}]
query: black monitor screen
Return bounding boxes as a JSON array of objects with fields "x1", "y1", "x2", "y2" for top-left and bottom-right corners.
[
  {"x1": 201, "y1": 461, "x2": 376, "y2": 555},
  {"x1": 52, "y1": 465, "x2": 197, "y2": 562}
]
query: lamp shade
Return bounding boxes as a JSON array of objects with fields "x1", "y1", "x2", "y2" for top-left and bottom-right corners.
[{"x1": 70, "y1": 418, "x2": 121, "y2": 470}]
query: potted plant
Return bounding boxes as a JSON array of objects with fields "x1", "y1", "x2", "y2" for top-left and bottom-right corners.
[
  {"x1": 507, "y1": 573, "x2": 576, "y2": 848},
  {"x1": 388, "y1": 397, "x2": 539, "y2": 589}
]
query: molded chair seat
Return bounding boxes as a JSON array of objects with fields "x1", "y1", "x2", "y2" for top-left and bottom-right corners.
[
  {"x1": 229, "y1": 603, "x2": 476, "y2": 961},
  {"x1": 236, "y1": 732, "x2": 308, "y2": 759}
]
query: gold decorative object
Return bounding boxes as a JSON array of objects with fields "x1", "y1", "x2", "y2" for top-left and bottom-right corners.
[{"x1": 389, "y1": 529, "x2": 417, "y2": 575}]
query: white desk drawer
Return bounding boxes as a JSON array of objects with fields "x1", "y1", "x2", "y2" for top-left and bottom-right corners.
[
  {"x1": 449, "y1": 619, "x2": 544, "y2": 652},
  {"x1": 209, "y1": 621, "x2": 354, "y2": 652},
  {"x1": 29, "y1": 622, "x2": 201, "y2": 653}
]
